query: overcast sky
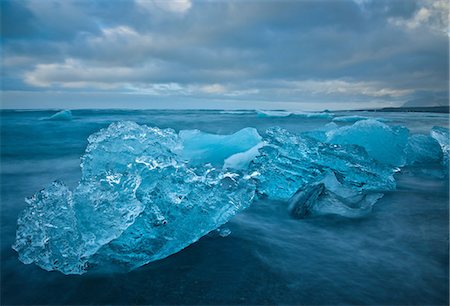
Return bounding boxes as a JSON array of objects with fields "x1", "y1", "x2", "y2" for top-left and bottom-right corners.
[{"x1": 1, "y1": 0, "x2": 448, "y2": 110}]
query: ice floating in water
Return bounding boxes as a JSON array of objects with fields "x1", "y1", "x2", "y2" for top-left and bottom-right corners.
[
  {"x1": 326, "y1": 119, "x2": 409, "y2": 166},
  {"x1": 405, "y1": 134, "x2": 442, "y2": 165},
  {"x1": 207, "y1": 227, "x2": 232, "y2": 238},
  {"x1": 256, "y1": 110, "x2": 333, "y2": 119},
  {"x1": 332, "y1": 115, "x2": 387, "y2": 123},
  {"x1": 14, "y1": 122, "x2": 256, "y2": 274},
  {"x1": 13, "y1": 120, "x2": 448, "y2": 274},
  {"x1": 288, "y1": 172, "x2": 384, "y2": 219},
  {"x1": 431, "y1": 126, "x2": 449, "y2": 161},
  {"x1": 45, "y1": 110, "x2": 73, "y2": 121},
  {"x1": 251, "y1": 126, "x2": 397, "y2": 201}
]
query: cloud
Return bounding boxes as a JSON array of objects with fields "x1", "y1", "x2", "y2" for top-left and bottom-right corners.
[
  {"x1": 135, "y1": 0, "x2": 192, "y2": 14},
  {"x1": 388, "y1": 0, "x2": 448, "y2": 33},
  {"x1": 1, "y1": 0, "x2": 448, "y2": 109},
  {"x1": 284, "y1": 80, "x2": 414, "y2": 98},
  {"x1": 200, "y1": 84, "x2": 226, "y2": 94}
]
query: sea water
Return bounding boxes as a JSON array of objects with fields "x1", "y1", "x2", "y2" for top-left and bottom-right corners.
[{"x1": 1, "y1": 109, "x2": 448, "y2": 305}]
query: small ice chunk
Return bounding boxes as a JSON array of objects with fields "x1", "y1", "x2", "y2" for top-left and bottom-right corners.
[
  {"x1": 46, "y1": 110, "x2": 73, "y2": 121},
  {"x1": 288, "y1": 172, "x2": 383, "y2": 219}
]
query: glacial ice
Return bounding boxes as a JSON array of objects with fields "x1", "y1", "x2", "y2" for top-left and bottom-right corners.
[
  {"x1": 45, "y1": 110, "x2": 73, "y2": 121},
  {"x1": 288, "y1": 172, "x2": 383, "y2": 219},
  {"x1": 332, "y1": 115, "x2": 387, "y2": 123},
  {"x1": 180, "y1": 127, "x2": 262, "y2": 165},
  {"x1": 405, "y1": 134, "x2": 442, "y2": 165},
  {"x1": 13, "y1": 181, "x2": 85, "y2": 274},
  {"x1": 250, "y1": 126, "x2": 396, "y2": 201},
  {"x1": 431, "y1": 126, "x2": 449, "y2": 169},
  {"x1": 13, "y1": 120, "x2": 448, "y2": 274},
  {"x1": 326, "y1": 119, "x2": 409, "y2": 166},
  {"x1": 256, "y1": 110, "x2": 333, "y2": 119},
  {"x1": 14, "y1": 122, "x2": 257, "y2": 274}
]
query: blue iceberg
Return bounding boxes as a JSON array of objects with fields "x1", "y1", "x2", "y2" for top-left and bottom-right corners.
[
  {"x1": 45, "y1": 110, "x2": 73, "y2": 121},
  {"x1": 405, "y1": 134, "x2": 443, "y2": 165},
  {"x1": 250, "y1": 126, "x2": 396, "y2": 201},
  {"x1": 13, "y1": 120, "x2": 448, "y2": 274},
  {"x1": 179, "y1": 127, "x2": 262, "y2": 166},
  {"x1": 14, "y1": 122, "x2": 257, "y2": 274},
  {"x1": 326, "y1": 119, "x2": 409, "y2": 166},
  {"x1": 288, "y1": 172, "x2": 384, "y2": 219},
  {"x1": 332, "y1": 115, "x2": 387, "y2": 123},
  {"x1": 431, "y1": 126, "x2": 449, "y2": 169}
]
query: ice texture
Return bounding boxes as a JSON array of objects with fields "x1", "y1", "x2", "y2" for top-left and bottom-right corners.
[
  {"x1": 14, "y1": 120, "x2": 447, "y2": 274},
  {"x1": 288, "y1": 172, "x2": 383, "y2": 219},
  {"x1": 431, "y1": 126, "x2": 449, "y2": 170},
  {"x1": 405, "y1": 134, "x2": 442, "y2": 165},
  {"x1": 250, "y1": 126, "x2": 396, "y2": 201},
  {"x1": 180, "y1": 127, "x2": 262, "y2": 165},
  {"x1": 14, "y1": 122, "x2": 257, "y2": 274},
  {"x1": 326, "y1": 119, "x2": 409, "y2": 166},
  {"x1": 13, "y1": 181, "x2": 86, "y2": 274}
]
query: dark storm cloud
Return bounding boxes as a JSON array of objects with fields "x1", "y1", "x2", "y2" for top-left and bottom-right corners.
[{"x1": 0, "y1": 0, "x2": 448, "y2": 109}]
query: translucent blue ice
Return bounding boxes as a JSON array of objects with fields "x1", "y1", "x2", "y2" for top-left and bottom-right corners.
[
  {"x1": 13, "y1": 181, "x2": 85, "y2": 274},
  {"x1": 288, "y1": 172, "x2": 383, "y2": 219},
  {"x1": 13, "y1": 120, "x2": 447, "y2": 274},
  {"x1": 45, "y1": 110, "x2": 73, "y2": 121},
  {"x1": 405, "y1": 134, "x2": 442, "y2": 165},
  {"x1": 250, "y1": 126, "x2": 396, "y2": 201},
  {"x1": 431, "y1": 126, "x2": 449, "y2": 171},
  {"x1": 326, "y1": 119, "x2": 409, "y2": 166},
  {"x1": 332, "y1": 115, "x2": 387, "y2": 123},
  {"x1": 14, "y1": 122, "x2": 257, "y2": 274},
  {"x1": 180, "y1": 127, "x2": 262, "y2": 166}
]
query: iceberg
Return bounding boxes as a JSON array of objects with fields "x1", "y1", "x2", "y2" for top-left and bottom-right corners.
[
  {"x1": 250, "y1": 126, "x2": 396, "y2": 201},
  {"x1": 332, "y1": 115, "x2": 387, "y2": 123},
  {"x1": 14, "y1": 122, "x2": 257, "y2": 274},
  {"x1": 288, "y1": 172, "x2": 383, "y2": 219},
  {"x1": 430, "y1": 126, "x2": 449, "y2": 175},
  {"x1": 326, "y1": 119, "x2": 409, "y2": 166},
  {"x1": 13, "y1": 181, "x2": 86, "y2": 274},
  {"x1": 45, "y1": 110, "x2": 73, "y2": 121},
  {"x1": 14, "y1": 120, "x2": 447, "y2": 274},
  {"x1": 405, "y1": 134, "x2": 443, "y2": 165}
]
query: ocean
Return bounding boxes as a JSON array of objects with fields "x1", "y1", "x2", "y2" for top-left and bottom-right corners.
[{"x1": 1, "y1": 109, "x2": 448, "y2": 305}]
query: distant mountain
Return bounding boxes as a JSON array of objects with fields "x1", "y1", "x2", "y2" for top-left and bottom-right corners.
[{"x1": 403, "y1": 96, "x2": 448, "y2": 107}]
